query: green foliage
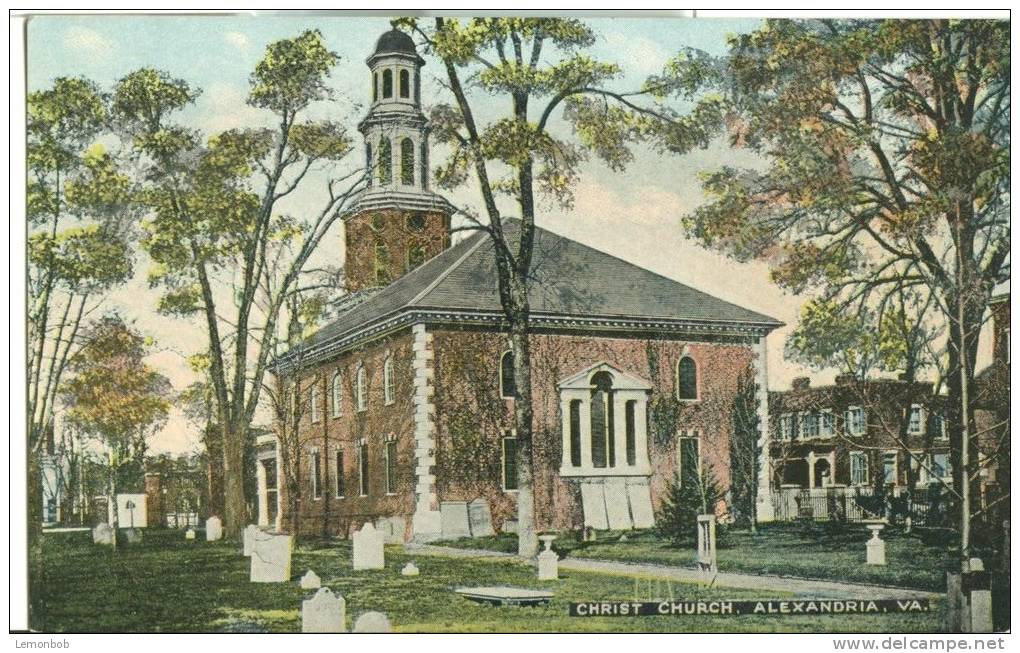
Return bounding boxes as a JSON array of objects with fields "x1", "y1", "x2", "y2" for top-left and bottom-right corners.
[
  {"x1": 27, "y1": 77, "x2": 107, "y2": 176},
  {"x1": 654, "y1": 467, "x2": 725, "y2": 547},
  {"x1": 248, "y1": 29, "x2": 338, "y2": 113}
]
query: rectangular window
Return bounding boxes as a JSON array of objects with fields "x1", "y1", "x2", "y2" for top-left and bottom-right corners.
[
  {"x1": 845, "y1": 407, "x2": 866, "y2": 436},
  {"x1": 502, "y1": 435, "x2": 518, "y2": 491},
  {"x1": 335, "y1": 450, "x2": 345, "y2": 498},
  {"x1": 909, "y1": 452, "x2": 924, "y2": 485},
  {"x1": 932, "y1": 453, "x2": 952, "y2": 482},
  {"x1": 385, "y1": 440, "x2": 397, "y2": 494},
  {"x1": 883, "y1": 452, "x2": 898, "y2": 485},
  {"x1": 850, "y1": 451, "x2": 869, "y2": 485},
  {"x1": 678, "y1": 435, "x2": 700, "y2": 488},
  {"x1": 310, "y1": 386, "x2": 321, "y2": 423},
  {"x1": 359, "y1": 442, "x2": 369, "y2": 496},
  {"x1": 820, "y1": 411, "x2": 835, "y2": 437},
  {"x1": 801, "y1": 412, "x2": 819, "y2": 438},
  {"x1": 908, "y1": 405, "x2": 925, "y2": 434},
  {"x1": 625, "y1": 400, "x2": 636, "y2": 466},
  {"x1": 311, "y1": 449, "x2": 322, "y2": 499},
  {"x1": 569, "y1": 400, "x2": 582, "y2": 467},
  {"x1": 384, "y1": 359, "x2": 395, "y2": 406},
  {"x1": 780, "y1": 414, "x2": 794, "y2": 440},
  {"x1": 590, "y1": 389, "x2": 614, "y2": 468},
  {"x1": 932, "y1": 413, "x2": 948, "y2": 440}
]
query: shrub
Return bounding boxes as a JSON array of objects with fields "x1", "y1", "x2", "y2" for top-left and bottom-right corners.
[{"x1": 655, "y1": 466, "x2": 724, "y2": 547}]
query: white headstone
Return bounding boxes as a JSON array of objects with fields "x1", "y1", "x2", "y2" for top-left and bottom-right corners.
[
  {"x1": 92, "y1": 523, "x2": 115, "y2": 545},
  {"x1": 604, "y1": 479, "x2": 633, "y2": 530},
  {"x1": 352, "y1": 611, "x2": 391, "y2": 633},
  {"x1": 300, "y1": 570, "x2": 321, "y2": 589},
  {"x1": 580, "y1": 482, "x2": 609, "y2": 530},
  {"x1": 967, "y1": 558, "x2": 992, "y2": 633},
  {"x1": 696, "y1": 514, "x2": 718, "y2": 574},
  {"x1": 206, "y1": 516, "x2": 223, "y2": 542},
  {"x1": 185, "y1": 528, "x2": 196, "y2": 540},
  {"x1": 124, "y1": 527, "x2": 143, "y2": 544},
  {"x1": 352, "y1": 523, "x2": 385, "y2": 570},
  {"x1": 537, "y1": 535, "x2": 559, "y2": 581},
  {"x1": 243, "y1": 525, "x2": 259, "y2": 556},
  {"x1": 626, "y1": 481, "x2": 656, "y2": 529},
  {"x1": 866, "y1": 524, "x2": 886, "y2": 566},
  {"x1": 301, "y1": 587, "x2": 346, "y2": 633},
  {"x1": 468, "y1": 499, "x2": 495, "y2": 537},
  {"x1": 400, "y1": 562, "x2": 419, "y2": 576},
  {"x1": 250, "y1": 533, "x2": 292, "y2": 583},
  {"x1": 440, "y1": 502, "x2": 472, "y2": 539}
]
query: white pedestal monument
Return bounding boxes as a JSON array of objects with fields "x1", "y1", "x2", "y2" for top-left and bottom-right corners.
[
  {"x1": 537, "y1": 534, "x2": 559, "y2": 580},
  {"x1": 865, "y1": 522, "x2": 887, "y2": 566}
]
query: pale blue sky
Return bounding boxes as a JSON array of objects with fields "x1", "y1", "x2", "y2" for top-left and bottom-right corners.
[{"x1": 25, "y1": 14, "x2": 995, "y2": 454}]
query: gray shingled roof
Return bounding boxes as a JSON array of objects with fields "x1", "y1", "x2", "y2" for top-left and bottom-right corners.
[{"x1": 279, "y1": 222, "x2": 782, "y2": 367}]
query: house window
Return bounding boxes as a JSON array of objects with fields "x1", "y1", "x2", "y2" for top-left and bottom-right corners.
[
  {"x1": 845, "y1": 407, "x2": 866, "y2": 436},
  {"x1": 502, "y1": 434, "x2": 518, "y2": 491},
  {"x1": 335, "y1": 449, "x2": 344, "y2": 498},
  {"x1": 801, "y1": 412, "x2": 819, "y2": 438},
  {"x1": 932, "y1": 413, "x2": 948, "y2": 440},
  {"x1": 882, "y1": 452, "x2": 898, "y2": 485},
  {"x1": 378, "y1": 137, "x2": 392, "y2": 184},
  {"x1": 310, "y1": 385, "x2": 321, "y2": 423},
  {"x1": 399, "y1": 69, "x2": 410, "y2": 98},
  {"x1": 406, "y1": 242, "x2": 426, "y2": 271},
  {"x1": 850, "y1": 451, "x2": 869, "y2": 485},
  {"x1": 359, "y1": 440, "x2": 369, "y2": 496},
  {"x1": 499, "y1": 350, "x2": 516, "y2": 399},
  {"x1": 311, "y1": 449, "x2": 322, "y2": 499},
  {"x1": 385, "y1": 439, "x2": 398, "y2": 494},
  {"x1": 932, "y1": 453, "x2": 952, "y2": 482},
  {"x1": 590, "y1": 371, "x2": 615, "y2": 468},
  {"x1": 678, "y1": 433, "x2": 700, "y2": 487},
  {"x1": 383, "y1": 356, "x2": 395, "y2": 405},
  {"x1": 330, "y1": 372, "x2": 342, "y2": 418},
  {"x1": 908, "y1": 405, "x2": 925, "y2": 435},
  {"x1": 780, "y1": 413, "x2": 795, "y2": 440},
  {"x1": 382, "y1": 69, "x2": 393, "y2": 98},
  {"x1": 820, "y1": 411, "x2": 835, "y2": 437},
  {"x1": 625, "y1": 400, "x2": 637, "y2": 466},
  {"x1": 356, "y1": 366, "x2": 367, "y2": 412},
  {"x1": 676, "y1": 356, "x2": 698, "y2": 400},
  {"x1": 400, "y1": 137, "x2": 414, "y2": 186},
  {"x1": 568, "y1": 399, "x2": 582, "y2": 467}
]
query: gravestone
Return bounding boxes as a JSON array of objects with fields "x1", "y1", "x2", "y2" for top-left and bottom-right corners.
[
  {"x1": 206, "y1": 516, "x2": 223, "y2": 542},
  {"x1": 124, "y1": 527, "x2": 143, "y2": 544},
  {"x1": 250, "y1": 533, "x2": 292, "y2": 583},
  {"x1": 93, "y1": 523, "x2": 114, "y2": 545},
  {"x1": 185, "y1": 528, "x2": 196, "y2": 540},
  {"x1": 603, "y1": 479, "x2": 633, "y2": 530},
  {"x1": 696, "y1": 514, "x2": 718, "y2": 575},
  {"x1": 243, "y1": 524, "x2": 260, "y2": 556},
  {"x1": 300, "y1": 570, "x2": 321, "y2": 590},
  {"x1": 352, "y1": 523, "x2": 385, "y2": 570},
  {"x1": 626, "y1": 481, "x2": 656, "y2": 529},
  {"x1": 468, "y1": 499, "x2": 495, "y2": 537},
  {"x1": 352, "y1": 611, "x2": 391, "y2": 633},
  {"x1": 537, "y1": 535, "x2": 559, "y2": 581},
  {"x1": 502, "y1": 519, "x2": 518, "y2": 534},
  {"x1": 301, "y1": 587, "x2": 346, "y2": 633},
  {"x1": 440, "y1": 501, "x2": 471, "y2": 539},
  {"x1": 865, "y1": 523, "x2": 886, "y2": 566},
  {"x1": 579, "y1": 482, "x2": 609, "y2": 530},
  {"x1": 966, "y1": 558, "x2": 992, "y2": 633},
  {"x1": 375, "y1": 516, "x2": 406, "y2": 544},
  {"x1": 401, "y1": 562, "x2": 420, "y2": 577}
]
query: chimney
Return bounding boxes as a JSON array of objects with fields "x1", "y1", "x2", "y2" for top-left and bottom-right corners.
[{"x1": 791, "y1": 377, "x2": 810, "y2": 391}]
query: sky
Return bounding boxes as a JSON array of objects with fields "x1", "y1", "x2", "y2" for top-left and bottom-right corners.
[{"x1": 25, "y1": 14, "x2": 997, "y2": 455}]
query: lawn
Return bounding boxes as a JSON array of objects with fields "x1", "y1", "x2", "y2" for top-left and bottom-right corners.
[
  {"x1": 442, "y1": 523, "x2": 955, "y2": 592},
  {"x1": 29, "y1": 529, "x2": 944, "y2": 633}
]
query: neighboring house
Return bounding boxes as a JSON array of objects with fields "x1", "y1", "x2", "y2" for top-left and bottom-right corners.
[
  {"x1": 768, "y1": 376, "x2": 950, "y2": 520},
  {"x1": 39, "y1": 424, "x2": 67, "y2": 526},
  {"x1": 260, "y1": 29, "x2": 782, "y2": 542},
  {"x1": 973, "y1": 286, "x2": 1009, "y2": 520}
]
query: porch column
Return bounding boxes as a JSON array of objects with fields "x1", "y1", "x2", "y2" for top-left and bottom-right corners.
[
  {"x1": 579, "y1": 398, "x2": 592, "y2": 470},
  {"x1": 257, "y1": 460, "x2": 269, "y2": 527},
  {"x1": 828, "y1": 452, "x2": 836, "y2": 487},
  {"x1": 612, "y1": 393, "x2": 627, "y2": 469},
  {"x1": 753, "y1": 334, "x2": 775, "y2": 521},
  {"x1": 559, "y1": 395, "x2": 572, "y2": 470},
  {"x1": 636, "y1": 394, "x2": 650, "y2": 473},
  {"x1": 807, "y1": 452, "x2": 816, "y2": 488}
]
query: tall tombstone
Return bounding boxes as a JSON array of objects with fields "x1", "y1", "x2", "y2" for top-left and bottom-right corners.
[
  {"x1": 352, "y1": 611, "x2": 391, "y2": 633},
  {"x1": 352, "y1": 523, "x2": 385, "y2": 570},
  {"x1": 92, "y1": 523, "x2": 114, "y2": 546},
  {"x1": 966, "y1": 558, "x2": 993, "y2": 633},
  {"x1": 467, "y1": 499, "x2": 495, "y2": 537},
  {"x1": 696, "y1": 514, "x2": 717, "y2": 575},
  {"x1": 250, "y1": 533, "x2": 292, "y2": 583},
  {"x1": 439, "y1": 501, "x2": 471, "y2": 539},
  {"x1": 243, "y1": 524, "x2": 260, "y2": 556},
  {"x1": 537, "y1": 535, "x2": 559, "y2": 581},
  {"x1": 301, "y1": 587, "x2": 346, "y2": 633},
  {"x1": 205, "y1": 516, "x2": 223, "y2": 542}
]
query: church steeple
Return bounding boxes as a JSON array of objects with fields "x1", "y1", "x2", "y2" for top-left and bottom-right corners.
[{"x1": 343, "y1": 27, "x2": 453, "y2": 293}]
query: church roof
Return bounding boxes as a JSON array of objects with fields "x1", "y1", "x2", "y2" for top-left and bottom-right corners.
[
  {"x1": 374, "y1": 28, "x2": 418, "y2": 56},
  {"x1": 276, "y1": 222, "x2": 782, "y2": 370}
]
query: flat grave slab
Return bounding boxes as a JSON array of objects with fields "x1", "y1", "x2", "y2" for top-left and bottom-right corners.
[{"x1": 454, "y1": 586, "x2": 554, "y2": 607}]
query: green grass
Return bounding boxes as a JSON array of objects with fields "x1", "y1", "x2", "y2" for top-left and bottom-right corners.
[
  {"x1": 438, "y1": 523, "x2": 955, "y2": 592},
  {"x1": 29, "y1": 529, "x2": 944, "y2": 633}
]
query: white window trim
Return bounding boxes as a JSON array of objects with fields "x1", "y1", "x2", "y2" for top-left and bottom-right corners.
[
  {"x1": 849, "y1": 450, "x2": 869, "y2": 486},
  {"x1": 800, "y1": 411, "x2": 820, "y2": 439},
  {"x1": 819, "y1": 409, "x2": 835, "y2": 438},
  {"x1": 932, "y1": 452, "x2": 953, "y2": 483},
  {"x1": 356, "y1": 365, "x2": 368, "y2": 413},
  {"x1": 334, "y1": 448, "x2": 345, "y2": 499},
  {"x1": 384, "y1": 436, "x2": 398, "y2": 496},
  {"x1": 676, "y1": 430, "x2": 702, "y2": 487},
  {"x1": 383, "y1": 356, "x2": 395, "y2": 406},
  {"x1": 908, "y1": 404, "x2": 925, "y2": 435},
  {"x1": 310, "y1": 447, "x2": 321, "y2": 500},
  {"x1": 358, "y1": 438, "x2": 369, "y2": 497},
  {"x1": 330, "y1": 371, "x2": 343, "y2": 419},
  {"x1": 846, "y1": 406, "x2": 865, "y2": 436},
  {"x1": 882, "y1": 450, "x2": 898, "y2": 486},
  {"x1": 501, "y1": 429, "x2": 519, "y2": 493},
  {"x1": 499, "y1": 350, "x2": 515, "y2": 400},
  {"x1": 779, "y1": 413, "x2": 794, "y2": 441},
  {"x1": 310, "y1": 385, "x2": 321, "y2": 423}
]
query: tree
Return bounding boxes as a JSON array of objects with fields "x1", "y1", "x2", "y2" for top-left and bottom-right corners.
[
  {"x1": 399, "y1": 17, "x2": 727, "y2": 556},
  {"x1": 684, "y1": 19, "x2": 1008, "y2": 559},
  {"x1": 27, "y1": 77, "x2": 134, "y2": 531},
  {"x1": 61, "y1": 315, "x2": 171, "y2": 546},
  {"x1": 117, "y1": 31, "x2": 363, "y2": 535},
  {"x1": 729, "y1": 370, "x2": 760, "y2": 532}
]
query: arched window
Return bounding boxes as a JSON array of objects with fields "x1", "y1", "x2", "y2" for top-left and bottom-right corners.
[
  {"x1": 677, "y1": 356, "x2": 698, "y2": 401},
  {"x1": 406, "y1": 242, "x2": 426, "y2": 271},
  {"x1": 378, "y1": 137, "x2": 392, "y2": 184},
  {"x1": 500, "y1": 350, "x2": 516, "y2": 399},
  {"x1": 383, "y1": 356, "x2": 395, "y2": 405},
  {"x1": 310, "y1": 384, "x2": 321, "y2": 423},
  {"x1": 400, "y1": 138, "x2": 415, "y2": 186},
  {"x1": 365, "y1": 142, "x2": 373, "y2": 187},
  {"x1": 372, "y1": 72, "x2": 378, "y2": 102},
  {"x1": 382, "y1": 69, "x2": 393, "y2": 98},
  {"x1": 356, "y1": 366, "x2": 367, "y2": 412},
  {"x1": 399, "y1": 69, "x2": 410, "y2": 98},
  {"x1": 420, "y1": 140, "x2": 429, "y2": 189},
  {"x1": 330, "y1": 371, "x2": 342, "y2": 418},
  {"x1": 406, "y1": 214, "x2": 425, "y2": 232},
  {"x1": 374, "y1": 240, "x2": 390, "y2": 285},
  {"x1": 590, "y1": 371, "x2": 615, "y2": 468}
]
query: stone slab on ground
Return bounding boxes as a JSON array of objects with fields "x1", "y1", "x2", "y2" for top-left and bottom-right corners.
[{"x1": 454, "y1": 586, "x2": 554, "y2": 607}]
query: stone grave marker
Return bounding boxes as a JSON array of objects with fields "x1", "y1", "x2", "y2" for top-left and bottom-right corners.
[
  {"x1": 865, "y1": 522, "x2": 886, "y2": 566},
  {"x1": 537, "y1": 535, "x2": 559, "y2": 581},
  {"x1": 696, "y1": 514, "x2": 718, "y2": 575},
  {"x1": 502, "y1": 519, "x2": 518, "y2": 534},
  {"x1": 352, "y1": 611, "x2": 391, "y2": 633},
  {"x1": 966, "y1": 558, "x2": 992, "y2": 633},
  {"x1": 243, "y1": 524, "x2": 259, "y2": 556},
  {"x1": 185, "y1": 528, "x2": 196, "y2": 540},
  {"x1": 302, "y1": 587, "x2": 346, "y2": 633},
  {"x1": 124, "y1": 527, "x2": 143, "y2": 544},
  {"x1": 440, "y1": 501, "x2": 471, "y2": 539},
  {"x1": 206, "y1": 516, "x2": 223, "y2": 542},
  {"x1": 93, "y1": 523, "x2": 114, "y2": 545},
  {"x1": 375, "y1": 516, "x2": 406, "y2": 544},
  {"x1": 352, "y1": 523, "x2": 385, "y2": 570},
  {"x1": 300, "y1": 570, "x2": 321, "y2": 589},
  {"x1": 401, "y1": 562, "x2": 420, "y2": 576},
  {"x1": 250, "y1": 533, "x2": 292, "y2": 583},
  {"x1": 468, "y1": 499, "x2": 495, "y2": 537}
]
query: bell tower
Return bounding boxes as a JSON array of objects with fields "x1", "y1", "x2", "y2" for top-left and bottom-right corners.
[{"x1": 343, "y1": 28, "x2": 454, "y2": 293}]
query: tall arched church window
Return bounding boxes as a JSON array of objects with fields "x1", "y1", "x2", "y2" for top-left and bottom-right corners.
[
  {"x1": 677, "y1": 356, "x2": 698, "y2": 401},
  {"x1": 399, "y1": 69, "x2": 410, "y2": 98},
  {"x1": 406, "y1": 242, "x2": 426, "y2": 271},
  {"x1": 400, "y1": 138, "x2": 415, "y2": 186},
  {"x1": 365, "y1": 142, "x2": 373, "y2": 187},
  {"x1": 590, "y1": 371, "x2": 615, "y2": 468},
  {"x1": 356, "y1": 366, "x2": 367, "y2": 412},
  {"x1": 420, "y1": 141, "x2": 429, "y2": 189},
  {"x1": 373, "y1": 72, "x2": 378, "y2": 102},
  {"x1": 378, "y1": 137, "x2": 392, "y2": 184},
  {"x1": 382, "y1": 69, "x2": 393, "y2": 98},
  {"x1": 330, "y1": 372, "x2": 342, "y2": 418},
  {"x1": 374, "y1": 240, "x2": 391, "y2": 285},
  {"x1": 500, "y1": 350, "x2": 516, "y2": 399}
]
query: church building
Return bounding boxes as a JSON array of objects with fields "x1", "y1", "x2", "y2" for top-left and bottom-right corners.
[{"x1": 257, "y1": 28, "x2": 782, "y2": 542}]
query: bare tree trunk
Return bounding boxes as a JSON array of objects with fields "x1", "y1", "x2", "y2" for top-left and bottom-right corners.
[
  {"x1": 510, "y1": 320, "x2": 538, "y2": 558},
  {"x1": 107, "y1": 451, "x2": 119, "y2": 550},
  {"x1": 222, "y1": 424, "x2": 248, "y2": 537}
]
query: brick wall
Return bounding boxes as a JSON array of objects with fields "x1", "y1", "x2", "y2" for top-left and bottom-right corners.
[{"x1": 344, "y1": 208, "x2": 450, "y2": 292}]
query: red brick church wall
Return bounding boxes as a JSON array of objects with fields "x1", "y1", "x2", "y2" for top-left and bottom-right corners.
[{"x1": 344, "y1": 209, "x2": 451, "y2": 292}]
